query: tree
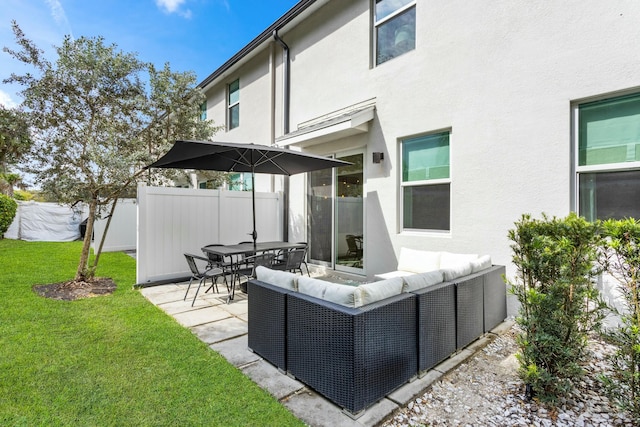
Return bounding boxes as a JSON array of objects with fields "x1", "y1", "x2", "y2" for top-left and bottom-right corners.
[
  {"x1": 3, "y1": 21, "x2": 218, "y2": 282},
  {"x1": 0, "y1": 106, "x2": 32, "y2": 196}
]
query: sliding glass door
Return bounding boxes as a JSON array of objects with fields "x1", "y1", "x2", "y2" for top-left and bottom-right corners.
[{"x1": 307, "y1": 152, "x2": 364, "y2": 273}]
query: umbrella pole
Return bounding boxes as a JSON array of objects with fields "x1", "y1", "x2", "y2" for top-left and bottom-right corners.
[{"x1": 251, "y1": 168, "x2": 257, "y2": 249}]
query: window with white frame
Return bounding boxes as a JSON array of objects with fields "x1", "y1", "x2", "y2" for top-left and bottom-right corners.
[
  {"x1": 199, "y1": 100, "x2": 207, "y2": 121},
  {"x1": 228, "y1": 79, "x2": 239, "y2": 130},
  {"x1": 374, "y1": 0, "x2": 416, "y2": 65},
  {"x1": 576, "y1": 92, "x2": 640, "y2": 222},
  {"x1": 401, "y1": 131, "x2": 451, "y2": 231}
]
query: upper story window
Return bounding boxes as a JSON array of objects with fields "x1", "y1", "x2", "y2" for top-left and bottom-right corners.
[
  {"x1": 401, "y1": 131, "x2": 451, "y2": 232},
  {"x1": 228, "y1": 79, "x2": 240, "y2": 130},
  {"x1": 375, "y1": 0, "x2": 416, "y2": 65},
  {"x1": 575, "y1": 92, "x2": 640, "y2": 221},
  {"x1": 199, "y1": 100, "x2": 207, "y2": 121}
]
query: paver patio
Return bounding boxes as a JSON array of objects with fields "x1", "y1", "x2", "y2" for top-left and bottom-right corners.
[{"x1": 140, "y1": 280, "x2": 512, "y2": 427}]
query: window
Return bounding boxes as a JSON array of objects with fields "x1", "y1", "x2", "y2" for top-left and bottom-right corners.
[
  {"x1": 229, "y1": 172, "x2": 252, "y2": 191},
  {"x1": 375, "y1": 0, "x2": 416, "y2": 65},
  {"x1": 228, "y1": 79, "x2": 239, "y2": 130},
  {"x1": 199, "y1": 100, "x2": 207, "y2": 121},
  {"x1": 401, "y1": 131, "x2": 450, "y2": 231},
  {"x1": 576, "y1": 93, "x2": 640, "y2": 221}
]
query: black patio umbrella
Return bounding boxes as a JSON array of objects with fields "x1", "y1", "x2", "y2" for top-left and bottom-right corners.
[{"x1": 146, "y1": 139, "x2": 351, "y2": 247}]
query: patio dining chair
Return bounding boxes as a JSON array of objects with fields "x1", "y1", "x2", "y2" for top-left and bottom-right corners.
[
  {"x1": 183, "y1": 253, "x2": 226, "y2": 307},
  {"x1": 235, "y1": 252, "x2": 275, "y2": 296},
  {"x1": 202, "y1": 244, "x2": 234, "y2": 292},
  {"x1": 273, "y1": 248, "x2": 309, "y2": 276}
]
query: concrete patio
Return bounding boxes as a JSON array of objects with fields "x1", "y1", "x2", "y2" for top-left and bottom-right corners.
[{"x1": 139, "y1": 279, "x2": 512, "y2": 427}]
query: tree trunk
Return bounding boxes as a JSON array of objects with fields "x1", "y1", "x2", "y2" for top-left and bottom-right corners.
[
  {"x1": 76, "y1": 197, "x2": 97, "y2": 282},
  {"x1": 91, "y1": 197, "x2": 118, "y2": 272}
]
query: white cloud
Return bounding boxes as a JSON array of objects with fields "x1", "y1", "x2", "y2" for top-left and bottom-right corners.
[
  {"x1": 156, "y1": 0, "x2": 184, "y2": 13},
  {"x1": 156, "y1": 0, "x2": 192, "y2": 18},
  {"x1": 44, "y1": 0, "x2": 74, "y2": 38},
  {"x1": 0, "y1": 90, "x2": 18, "y2": 109}
]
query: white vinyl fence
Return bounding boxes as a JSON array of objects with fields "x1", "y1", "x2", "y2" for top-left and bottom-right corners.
[
  {"x1": 92, "y1": 199, "x2": 137, "y2": 253},
  {"x1": 136, "y1": 184, "x2": 283, "y2": 284}
]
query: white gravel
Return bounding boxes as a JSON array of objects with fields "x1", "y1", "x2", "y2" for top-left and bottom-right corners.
[{"x1": 380, "y1": 325, "x2": 634, "y2": 427}]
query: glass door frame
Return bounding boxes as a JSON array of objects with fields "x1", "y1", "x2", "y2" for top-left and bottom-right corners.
[{"x1": 306, "y1": 149, "x2": 365, "y2": 275}]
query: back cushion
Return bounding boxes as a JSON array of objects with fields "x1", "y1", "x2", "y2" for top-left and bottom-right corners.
[
  {"x1": 297, "y1": 276, "x2": 362, "y2": 307},
  {"x1": 255, "y1": 266, "x2": 298, "y2": 291},
  {"x1": 440, "y1": 252, "x2": 478, "y2": 269},
  {"x1": 358, "y1": 277, "x2": 404, "y2": 305},
  {"x1": 323, "y1": 282, "x2": 362, "y2": 308},
  {"x1": 471, "y1": 255, "x2": 492, "y2": 273},
  {"x1": 297, "y1": 276, "x2": 329, "y2": 298},
  {"x1": 397, "y1": 248, "x2": 441, "y2": 273},
  {"x1": 442, "y1": 263, "x2": 473, "y2": 281},
  {"x1": 402, "y1": 270, "x2": 445, "y2": 292}
]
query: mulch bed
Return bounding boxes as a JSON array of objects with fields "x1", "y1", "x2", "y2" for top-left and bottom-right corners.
[{"x1": 33, "y1": 278, "x2": 117, "y2": 301}]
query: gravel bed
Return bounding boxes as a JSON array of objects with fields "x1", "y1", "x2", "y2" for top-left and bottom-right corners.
[{"x1": 380, "y1": 325, "x2": 634, "y2": 427}]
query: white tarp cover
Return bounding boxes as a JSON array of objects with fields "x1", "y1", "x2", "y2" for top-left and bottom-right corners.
[{"x1": 6, "y1": 201, "x2": 83, "y2": 242}]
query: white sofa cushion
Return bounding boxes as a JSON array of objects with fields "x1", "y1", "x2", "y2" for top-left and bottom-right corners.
[
  {"x1": 439, "y1": 252, "x2": 478, "y2": 269},
  {"x1": 402, "y1": 270, "x2": 445, "y2": 292},
  {"x1": 471, "y1": 255, "x2": 492, "y2": 273},
  {"x1": 323, "y1": 282, "x2": 363, "y2": 308},
  {"x1": 358, "y1": 277, "x2": 404, "y2": 306},
  {"x1": 297, "y1": 276, "x2": 362, "y2": 308},
  {"x1": 255, "y1": 266, "x2": 298, "y2": 291},
  {"x1": 374, "y1": 270, "x2": 416, "y2": 281},
  {"x1": 297, "y1": 276, "x2": 329, "y2": 298},
  {"x1": 442, "y1": 263, "x2": 473, "y2": 281},
  {"x1": 397, "y1": 247, "x2": 441, "y2": 273}
]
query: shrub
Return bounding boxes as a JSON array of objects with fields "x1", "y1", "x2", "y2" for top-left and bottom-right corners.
[
  {"x1": 0, "y1": 194, "x2": 18, "y2": 238},
  {"x1": 508, "y1": 213, "x2": 606, "y2": 403},
  {"x1": 599, "y1": 218, "x2": 640, "y2": 422}
]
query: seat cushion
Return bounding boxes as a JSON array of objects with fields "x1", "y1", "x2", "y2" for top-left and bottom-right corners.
[
  {"x1": 402, "y1": 269, "x2": 445, "y2": 292},
  {"x1": 358, "y1": 277, "x2": 404, "y2": 305},
  {"x1": 255, "y1": 266, "x2": 298, "y2": 291},
  {"x1": 374, "y1": 270, "x2": 416, "y2": 280},
  {"x1": 397, "y1": 248, "x2": 441, "y2": 273}
]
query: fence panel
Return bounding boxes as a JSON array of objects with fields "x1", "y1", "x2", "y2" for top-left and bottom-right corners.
[
  {"x1": 137, "y1": 184, "x2": 283, "y2": 284},
  {"x1": 92, "y1": 199, "x2": 137, "y2": 252}
]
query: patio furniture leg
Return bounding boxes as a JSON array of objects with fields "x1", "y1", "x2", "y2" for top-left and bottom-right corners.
[{"x1": 184, "y1": 277, "x2": 195, "y2": 301}]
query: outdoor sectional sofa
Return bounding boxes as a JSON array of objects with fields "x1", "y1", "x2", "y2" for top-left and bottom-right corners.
[{"x1": 247, "y1": 249, "x2": 506, "y2": 416}]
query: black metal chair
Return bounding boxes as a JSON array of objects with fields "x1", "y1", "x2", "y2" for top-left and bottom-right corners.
[
  {"x1": 183, "y1": 253, "x2": 225, "y2": 306},
  {"x1": 201, "y1": 244, "x2": 233, "y2": 292},
  {"x1": 296, "y1": 242, "x2": 311, "y2": 276},
  {"x1": 273, "y1": 248, "x2": 308, "y2": 276},
  {"x1": 345, "y1": 234, "x2": 363, "y2": 259},
  {"x1": 233, "y1": 252, "x2": 275, "y2": 299}
]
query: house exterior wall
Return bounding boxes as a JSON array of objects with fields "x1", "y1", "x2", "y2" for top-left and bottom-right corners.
[{"x1": 199, "y1": 0, "x2": 640, "y2": 287}]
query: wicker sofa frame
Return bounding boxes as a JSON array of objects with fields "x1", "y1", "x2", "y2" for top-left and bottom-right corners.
[{"x1": 246, "y1": 264, "x2": 506, "y2": 416}]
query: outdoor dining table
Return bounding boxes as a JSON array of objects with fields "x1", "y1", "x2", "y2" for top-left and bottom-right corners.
[{"x1": 201, "y1": 241, "x2": 307, "y2": 302}]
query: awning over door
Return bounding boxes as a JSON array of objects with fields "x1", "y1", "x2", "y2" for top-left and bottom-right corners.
[{"x1": 276, "y1": 99, "x2": 375, "y2": 148}]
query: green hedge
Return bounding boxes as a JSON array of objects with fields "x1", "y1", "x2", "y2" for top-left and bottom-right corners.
[{"x1": 0, "y1": 194, "x2": 17, "y2": 238}]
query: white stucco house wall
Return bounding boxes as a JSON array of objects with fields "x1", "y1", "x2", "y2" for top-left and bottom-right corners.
[{"x1": 195, "y1": 0, "x2": 640, "y2": 286}]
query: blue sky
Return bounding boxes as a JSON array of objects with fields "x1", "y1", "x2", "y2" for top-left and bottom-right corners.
[{"x1": 0, "y1": 0, "x2": 300, "y2": 108}]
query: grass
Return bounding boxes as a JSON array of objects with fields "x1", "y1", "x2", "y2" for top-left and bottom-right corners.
[{"x1": 0, "y1": 239, "x2": 304, "y2": 427}]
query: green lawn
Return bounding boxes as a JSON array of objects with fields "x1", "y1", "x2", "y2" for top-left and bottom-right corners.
[{"x1": 0, "y1": 240, "x2": 304, "y2": 427}]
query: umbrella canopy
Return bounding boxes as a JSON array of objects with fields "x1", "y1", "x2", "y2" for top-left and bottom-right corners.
[{"x1": 146, "y1": 139, "x2": 352, "y2": 246}]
